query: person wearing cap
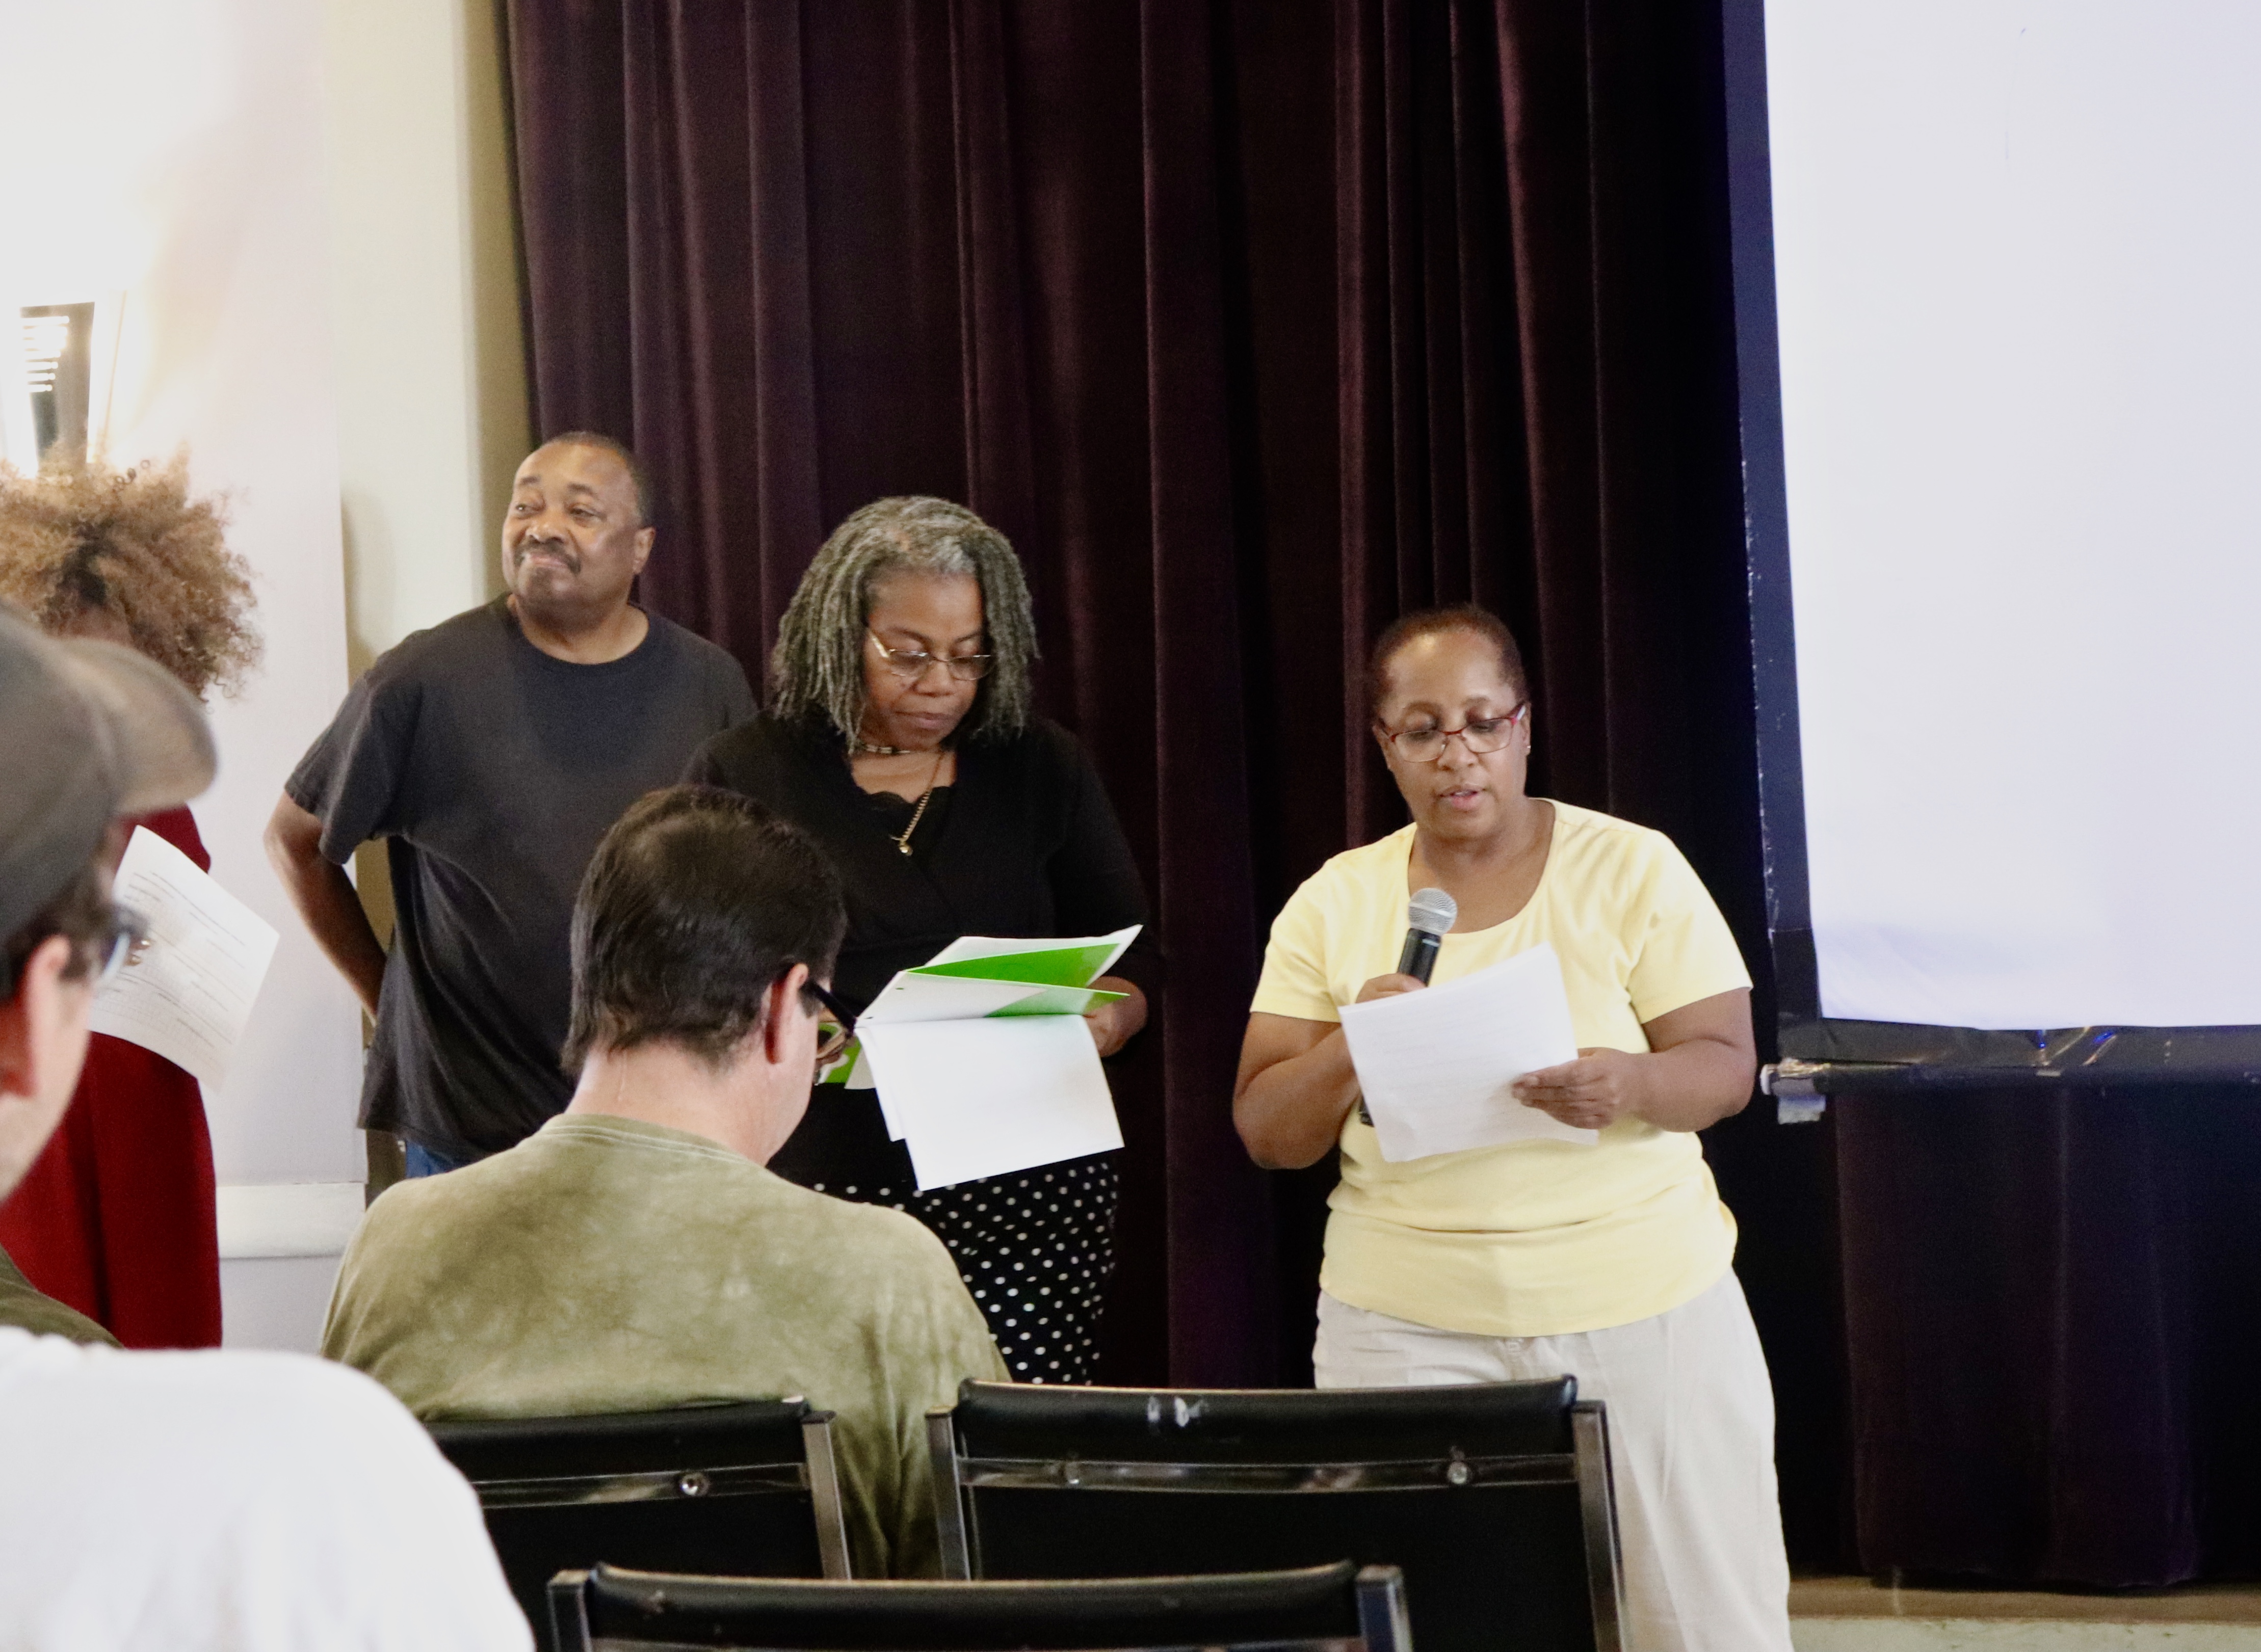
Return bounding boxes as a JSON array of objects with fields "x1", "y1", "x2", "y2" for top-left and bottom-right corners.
[
  {"x1": 0, "y1": 609, "x2": 528, "y2": 1649},
  {"x1": 267, "y1": 434, "x2": 753, "y2": 1175},
  {"x1": 0, "y1": 450, "x2": 259, "y2": 1348}
]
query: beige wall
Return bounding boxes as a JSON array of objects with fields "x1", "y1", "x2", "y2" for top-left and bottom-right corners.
[
  {"x1": 0, "y1": 0, "x2": 530, "y2": 1350},
  {"x1": 324, "y1": 0, "x2": 530, "y2": 675},
  {"x1": 323, "y1": 0, "x2": 533, "y2": 957}
]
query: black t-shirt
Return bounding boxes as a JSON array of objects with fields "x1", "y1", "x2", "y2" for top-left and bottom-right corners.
[
  {"x1": 683, "y1": 712, "x2": 1160, "y2": 1189},
  {"x1": 287, "y1": 600, "x2": 754, "y2": 1153}
]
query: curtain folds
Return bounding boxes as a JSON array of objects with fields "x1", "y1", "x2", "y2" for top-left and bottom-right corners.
[
  {"x1": 503, "y1": 0, "x2": 1831, "y2": 1543},
  {"x1": 1835, "y1": 1087, "x2": 2261, "y2": 1587}
]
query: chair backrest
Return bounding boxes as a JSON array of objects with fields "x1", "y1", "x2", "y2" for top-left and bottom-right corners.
[
  {"x1": 929, "y1": 1378, "x2": 1622, "y2": 1652},
  {"x1": 429, "y1": 1399, "x2": 852, "y2": 1649},
  {"x1": 547, "y1": 1559, "x2": 1409, "y2": 1652}
]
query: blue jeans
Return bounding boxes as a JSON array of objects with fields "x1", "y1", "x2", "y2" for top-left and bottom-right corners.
[{"x1": 403, "y1": 1139, "x2": 484, "y2": 1179}]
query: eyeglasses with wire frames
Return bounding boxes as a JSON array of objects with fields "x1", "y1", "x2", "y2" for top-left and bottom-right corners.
[
  {"x1": 1378, "y1": 702, "x2": 1531, "y2": 764},
  {"x1": 866, "y1": 630, "x2": 993, "y2": 683},
  {"x1": 802, "y1": 979, "x2": 857, "y2": 1066}
]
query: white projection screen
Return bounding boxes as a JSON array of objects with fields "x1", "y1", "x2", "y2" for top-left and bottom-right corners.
[{"x1": 1729, "y1": 0, "x2": 2261, "y2": 1065}]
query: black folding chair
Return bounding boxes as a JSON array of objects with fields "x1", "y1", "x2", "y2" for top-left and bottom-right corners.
[
  {"x1": 928, "y1": 1378, "x2": 1623, "y2": 1652},
  {"x1": 429, "y1": 1399, "x2": 851, "y2": 1649},
  {"x1": 547, "y1": 1559, "x2": 1410, "y2": 1652}
]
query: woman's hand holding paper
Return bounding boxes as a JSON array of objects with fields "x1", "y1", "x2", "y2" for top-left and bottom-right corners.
[
  {"x1": 1512, "y1": 990, "x2": 1759, "y2": 1135},
  {"x1": 1511, "y1": 1048, "x2": 1644, "y2": 1131},
  {"x1": 1081, "y1": 974, "x2": 1150, "y2": 1057}
]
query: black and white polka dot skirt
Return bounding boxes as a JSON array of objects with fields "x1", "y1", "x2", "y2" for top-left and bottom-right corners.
[{"x1": 810, "y1": 1155, "x2": 1118, "y2": 1383}]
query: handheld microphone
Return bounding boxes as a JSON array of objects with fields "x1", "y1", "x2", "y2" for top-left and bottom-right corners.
[
  {"x1": 1396, "y1": 887, "x2": 1459, "y2": 984},
  {"x1": 1357, "y1": 887, "x2": 1460, "y2": 1129}
]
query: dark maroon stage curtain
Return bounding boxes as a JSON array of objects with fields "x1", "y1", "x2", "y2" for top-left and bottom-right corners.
[
  {"x1": 507, "y1": 0, "x2": 1890, "y2": 1574},
  {"x1": 1834, "y1": 1087, "x2": 2261, "y2": 1587}
]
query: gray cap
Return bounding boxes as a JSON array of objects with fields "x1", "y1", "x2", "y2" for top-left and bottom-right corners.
[{"x1": 1, "y1": 606, "x2": 216, "y2": 944}]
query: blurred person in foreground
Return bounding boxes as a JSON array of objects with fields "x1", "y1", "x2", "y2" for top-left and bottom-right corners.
[
  {"x1": 323, "y1": 786, "x2": 1006, "y2": 1579},
  {"x1": 0, "y1": 450, "x2": 259, "y2": 1347},
  {"x1": 1234, "y1": 605, "x2": 1790, "y2": 1652},
  {"x1": 687, "y1": 496, "x2": 1156, "y2": 1383},
  {"x1": 0, "y1": 607, "x2": 526, "y2": 1650},
  {"x1": 268, "y1": 433, "x2": 753, "y2": 1177}
]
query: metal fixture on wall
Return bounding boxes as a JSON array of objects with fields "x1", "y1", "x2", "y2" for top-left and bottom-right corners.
[{"x1": 3, "y1": 295, "x2": 121, "y2": 466}]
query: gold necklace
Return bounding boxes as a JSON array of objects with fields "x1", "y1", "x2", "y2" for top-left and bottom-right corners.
[{"x1": 891, "y1": 750, "x2": 948, "y2": 856}]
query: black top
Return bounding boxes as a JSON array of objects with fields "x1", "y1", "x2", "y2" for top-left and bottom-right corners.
[
  {"x1": 685, "y1": 712, "x2": 1159, "y2": 1188},
  {"x1": 287, "y1": 599, "x2": 755, "y2": 1153}
]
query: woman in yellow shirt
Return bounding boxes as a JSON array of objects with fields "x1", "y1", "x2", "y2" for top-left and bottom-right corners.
[{"x1": 1235, "y1": 604, "x2": 1791, "y2": 1652}]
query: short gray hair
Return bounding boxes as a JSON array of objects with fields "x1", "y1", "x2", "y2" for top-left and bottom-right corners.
[{"x1": 769, "y1": 497, "x2": 1037, "y2": 744}]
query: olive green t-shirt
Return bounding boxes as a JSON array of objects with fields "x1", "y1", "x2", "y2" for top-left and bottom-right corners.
[
  {"x1": 321, "y1": 1113, "x2": 1006, "y2": 1577},
  {"x1": 0, "y1": 1247, "x2": 118, "y2": 1347}
]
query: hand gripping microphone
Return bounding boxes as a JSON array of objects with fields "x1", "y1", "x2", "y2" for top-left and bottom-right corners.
[
  {"x1": 1396, "y1": 887, "x2": 1459, "y2": 984},
  {"x1": 1357, "y1": 887, "x2": 1460, "y2": 1129}
]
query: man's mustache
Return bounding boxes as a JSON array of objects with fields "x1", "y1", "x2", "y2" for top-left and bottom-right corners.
[{"x1": 513, "y1": 537, "x2": 581, "y2": 573}]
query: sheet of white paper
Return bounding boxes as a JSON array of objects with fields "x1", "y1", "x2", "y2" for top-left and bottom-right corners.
[
  {"x1": 855, "y1": 1016, "x2": 1123, "y2": 1190},
  {"x1": 1339, "y1": 942, "x2": 1593, "y2": 1161},
  {"x1": 859, "y1": 972, "x2": 1048, "y2": 1025},
  {"x1": 87, "y1": 827, "x2": 279, "y2": 1091},
  {"x1": 916, "y1": 925, "x2": 1140, "y2": 982}
]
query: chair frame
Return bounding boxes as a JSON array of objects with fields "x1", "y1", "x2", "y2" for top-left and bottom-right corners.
[
  {"x1": 439, "y1": 1402, "x2": 854, "y2": 1582},
  {"x1": 928, "y1": 1390, "x2": 1626, "y2": 1651},
  {"x1": 546, "y1": 1559, "x2": 1412, "y2": 1652}
]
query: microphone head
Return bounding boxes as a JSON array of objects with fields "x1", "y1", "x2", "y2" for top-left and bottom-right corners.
[{"x1": 1407, "y1": 886, "x2": 1458, "y2": 937}]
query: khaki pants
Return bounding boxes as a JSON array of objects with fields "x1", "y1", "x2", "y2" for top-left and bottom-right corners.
[{"x1": 1314, "y1": 1270, "x2": 1793, "y2": 1652}]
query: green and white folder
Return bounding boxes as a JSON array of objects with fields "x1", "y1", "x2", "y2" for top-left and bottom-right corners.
[{"x1": 838, "y1": 926, "x2": 1138, "y2": 1190}]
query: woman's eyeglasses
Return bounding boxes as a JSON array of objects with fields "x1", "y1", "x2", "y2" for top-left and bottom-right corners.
[
  {"x1": 867, "y1": 630, "x2": 993, "y2": 683},
  {"x1": 1379, "y1": 702, "x2": 1530, "y2": 764},
  {"x1": 802, "y1": 979, "x2": 857, "y2": 1065}
]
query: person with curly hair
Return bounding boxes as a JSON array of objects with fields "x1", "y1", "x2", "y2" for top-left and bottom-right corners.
[
  {"x1": 0, "y1": 450, "x2": 260, "y2": 1349},
  {"x1": 0, "y1": 451, "x2": 259, "y2": 697}
]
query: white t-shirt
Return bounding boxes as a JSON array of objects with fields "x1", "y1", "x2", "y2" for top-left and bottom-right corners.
[{"x1": 0, "y1": 1328, "x2": 530, "y2": 1651}]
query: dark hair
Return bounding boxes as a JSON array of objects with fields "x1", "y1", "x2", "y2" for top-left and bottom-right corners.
[
  {"x1": 563, "y1": 787, "x2": 846, "y2": 1071},
  {"x1": 543, "y1": 431, "x2": 654, "y2": 529},
  {"x1": 3, "y1": 860, "x2": 111, "y2": 1001},
  {"x1": 1366, "y1": 603, "x2": 1530, "y2": 716}
]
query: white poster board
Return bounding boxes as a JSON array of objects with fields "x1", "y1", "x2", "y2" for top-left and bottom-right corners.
[{"x1": 1764, "y1": 0, "x2": 2261, "y2": 1029}]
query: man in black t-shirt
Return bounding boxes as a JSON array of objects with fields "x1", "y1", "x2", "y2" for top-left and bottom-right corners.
[{"x1": 267, "y1": 434, "x2": 754, "y2": 1174}]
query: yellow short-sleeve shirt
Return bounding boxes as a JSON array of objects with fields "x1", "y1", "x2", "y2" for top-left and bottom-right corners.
[{"x1": 1251, "y1": 801, "x2": 1752, "y2": 1338}]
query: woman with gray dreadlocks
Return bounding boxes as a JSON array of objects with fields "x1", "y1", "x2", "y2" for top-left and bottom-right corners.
[{"x1": 685, "y1": 497, "x2": 1154, "y2": 1383}]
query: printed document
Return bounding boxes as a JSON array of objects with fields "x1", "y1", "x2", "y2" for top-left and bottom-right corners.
[
  {"x1": 1339, "y1": 942, "x2": 1594, "y2": 1160},
  {"x1": 846, "y1": 927, "x2": 1138, "y2": 1190},
  {"x1": 88, "y1": 827, "x2": 279, "y2": 1090}
]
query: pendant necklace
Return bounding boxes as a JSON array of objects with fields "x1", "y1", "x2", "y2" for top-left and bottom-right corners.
[{"x1": 891, "y1": 749, "x2": 948, "y2": 856}]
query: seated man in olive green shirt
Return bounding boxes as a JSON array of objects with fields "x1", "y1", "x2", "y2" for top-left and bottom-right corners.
[
  {"x1": 322, "y1": 787, "x2": 1006, "y2": 1578},
  {"x1": 0, "y1": 1247, "x2": 117, "y2": 1345}
]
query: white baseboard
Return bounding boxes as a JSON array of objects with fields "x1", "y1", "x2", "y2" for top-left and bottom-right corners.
[
  {"x1": 214, "y1": 1182, "x2": 365, "y2": 1261},
  {"x1": 1796, "y1": 1622, "x2": 2261, "y2": 1651}
]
